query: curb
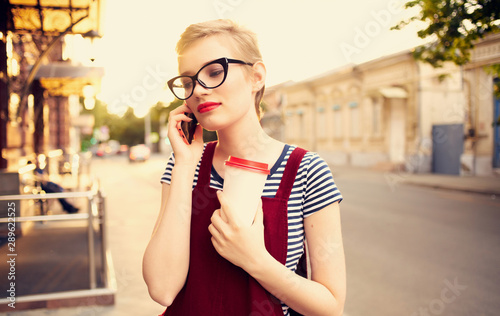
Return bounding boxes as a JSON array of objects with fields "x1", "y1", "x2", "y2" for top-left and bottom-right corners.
[{"x1": 402, "y1": 180, "x2": 500, "y2": 197}]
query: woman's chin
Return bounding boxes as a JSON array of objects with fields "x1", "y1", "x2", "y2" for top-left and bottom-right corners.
[{"x1": 198, "y1": 118, "x2": 228, "y2": 132}]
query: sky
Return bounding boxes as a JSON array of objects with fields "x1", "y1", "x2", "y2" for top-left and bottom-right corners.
[{"x1": 87, "y1": 0, "x2": 428, "y2": 117}]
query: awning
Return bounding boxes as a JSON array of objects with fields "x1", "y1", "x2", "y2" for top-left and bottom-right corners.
[
  {"x1": 34, "y1": 62, "x2": 104, "y2": 96},
  {"x1": 5, "y1": 0, "x2": 104, "y2": 36}
]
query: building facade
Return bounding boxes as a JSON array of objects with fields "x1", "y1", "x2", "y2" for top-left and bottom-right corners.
[
  {"x1": 1, "y1": 0, "x2": 103, "y2": 171},
  {"x1": 267, "y1": 35, "x2": 500, "y2": 176}
]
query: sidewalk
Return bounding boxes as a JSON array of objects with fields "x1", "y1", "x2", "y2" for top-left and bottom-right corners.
[
  {"x1": 397, "y1": 171, "x2": 500, "y2": 196},
  {"x1": 334, "y1": 164, "x2": 500, "y2": 196}
]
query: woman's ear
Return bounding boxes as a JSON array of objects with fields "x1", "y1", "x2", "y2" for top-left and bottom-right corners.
[{"x1": 251, "y1": 61, "x2": 266, "y2": 92}]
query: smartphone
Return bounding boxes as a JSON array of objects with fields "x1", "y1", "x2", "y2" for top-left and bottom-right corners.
[{"x1": 180, "y1": 112, "x2": 198, "y2": 144}]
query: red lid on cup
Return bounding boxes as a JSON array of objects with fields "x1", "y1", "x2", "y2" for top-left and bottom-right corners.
[{"x1": 224, "y1": 156, "x2": 270, "y2": 175}]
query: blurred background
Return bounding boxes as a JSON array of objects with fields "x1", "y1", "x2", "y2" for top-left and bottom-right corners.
[{"x1": 0, "y1": 0, "x2": 499, "y2": 315}]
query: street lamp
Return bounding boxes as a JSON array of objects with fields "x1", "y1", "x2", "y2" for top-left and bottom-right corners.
[{"x1": 82, "y1": 30, "x2": 101, "y2": 63}]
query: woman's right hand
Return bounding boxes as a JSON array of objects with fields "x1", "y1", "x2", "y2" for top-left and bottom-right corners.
[{"x1": 167, "y1": 103, "x2": 204, "y2": 170}]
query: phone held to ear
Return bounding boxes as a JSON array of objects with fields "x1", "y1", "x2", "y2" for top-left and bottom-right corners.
[{"x1": 177, "y1": 112, "x2": 198, "y2": 144}]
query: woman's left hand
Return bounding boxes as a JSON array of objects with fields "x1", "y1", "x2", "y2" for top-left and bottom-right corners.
[{"x1": 208, "y1": 190, "x2": 269, "y2": 272}]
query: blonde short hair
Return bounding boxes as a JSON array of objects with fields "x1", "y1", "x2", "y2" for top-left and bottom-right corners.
[{"x1": 176, "y1": 19, "x2": 265, "y2": 118}]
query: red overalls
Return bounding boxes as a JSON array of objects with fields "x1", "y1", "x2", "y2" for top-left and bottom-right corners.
[{"x1": 161, "y1": 141, "x2": 307, "y2": 316}]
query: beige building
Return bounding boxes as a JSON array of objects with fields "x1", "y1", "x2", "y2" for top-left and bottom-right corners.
[{"x1": 264, "y1": 34, "x2": 500, "y2": 176}]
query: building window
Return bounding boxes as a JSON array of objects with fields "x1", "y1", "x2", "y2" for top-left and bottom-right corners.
[
  {"x1": 332, "y1": 104, "x2": 342, "y2": 138},
  {"x1": 285, "y1": 110, "x2": 294, "y2": 140},
  {"x1": 372, "y1": 98, "x2": 382, "y2": 137},
  {"x1": 349, "y1": 102, "x2": 360, "y2": 138},
  {"x1": 297, "y1": 109, "x2": 306, "y2": 140},
  {"x1": 317, "y1": 107, "x2": 326, "y2": 139}
]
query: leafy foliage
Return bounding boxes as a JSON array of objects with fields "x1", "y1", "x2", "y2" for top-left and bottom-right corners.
[
  {"x1": 393, "y1": 0, "x2": 500, "y2": 67},
  {"x1": 80, "y1": 99, "x2": 145, "y2": 147}
]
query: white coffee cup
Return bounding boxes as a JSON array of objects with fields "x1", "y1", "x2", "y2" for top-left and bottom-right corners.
[{"x1": 223, "y1": 156, "x2": 270, "y2": 227}]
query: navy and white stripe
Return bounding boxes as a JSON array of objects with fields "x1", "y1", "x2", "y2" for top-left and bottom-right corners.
[{"x1": 160, "y1": 143, "x2": 343, "y2": 315}]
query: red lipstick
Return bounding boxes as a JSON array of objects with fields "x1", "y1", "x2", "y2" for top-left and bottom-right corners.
[{"x1": 197, "y1": 102, "x2": 221, "y2": 114}]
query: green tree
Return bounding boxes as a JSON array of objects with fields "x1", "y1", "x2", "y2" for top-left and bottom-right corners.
[
  {"x1": 111, "y1": 107, "x2": 145, "y2": 146},
  {"x1": 80, "y1": 99, "x2": 146, "y2": 147},
  {"x1": 394, "y1": 0, "x2": 499, "y2": 66}
]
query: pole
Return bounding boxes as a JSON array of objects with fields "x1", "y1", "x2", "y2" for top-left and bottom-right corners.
[
  {"x1": 159, "y1": 111, "x2": 168, "y2": 154},
  {"x1": 88, "y1": 196, "x2": 96, "y2": 289},
  {"x1": 0, "y1": 0, "x2": 9, "y2": 169},
  {"x1": 0, "y1": 33, "x2": 8, "y2": 169},
  {"x1": 145, "y1": 109, "x2": 151, "y2": 150}
]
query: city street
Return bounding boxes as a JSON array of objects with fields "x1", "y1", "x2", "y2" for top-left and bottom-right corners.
[{"x1": 10, "y1": 152, "x2": 499, "y2": 316}]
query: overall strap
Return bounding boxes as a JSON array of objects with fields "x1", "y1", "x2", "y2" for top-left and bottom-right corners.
[
  {"x1": 197, "y1": 141, "x2": 217, "y2": 187},
  {"x1": 275, "y1": 147, "x2": 307, "y2": 200}
]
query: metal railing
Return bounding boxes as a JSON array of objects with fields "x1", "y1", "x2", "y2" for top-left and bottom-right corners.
[{"x1": 0, "y1": 181, "x2": 115, "y2": 303}]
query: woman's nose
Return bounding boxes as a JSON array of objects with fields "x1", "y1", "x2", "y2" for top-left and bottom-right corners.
[{"x1": 192, "y1": 80, "x2": 211, "y2": 97}]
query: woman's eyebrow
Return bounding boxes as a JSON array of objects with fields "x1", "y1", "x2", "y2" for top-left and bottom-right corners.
[
  {"x1": 179, "y1": 67, "x2": 197, "y2": 76},
  {"x1": 180, "y1": 58, "x2": 218, "y2": 76}
]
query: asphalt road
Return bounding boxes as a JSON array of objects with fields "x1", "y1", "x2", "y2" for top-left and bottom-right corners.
[{"x1": 333, "y1": 167, "x2": 500, "y2": 316}]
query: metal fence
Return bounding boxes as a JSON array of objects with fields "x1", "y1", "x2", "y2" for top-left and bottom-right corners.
[{"x1": 0, "y1": 181, "x2": 116, "y2": 308}]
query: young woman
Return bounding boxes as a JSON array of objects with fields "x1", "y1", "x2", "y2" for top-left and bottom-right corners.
[{"x1": 143, "y1": 19, "x2": 346, "y2": 316}]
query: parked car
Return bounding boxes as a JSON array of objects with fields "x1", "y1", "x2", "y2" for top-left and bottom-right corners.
[
  {"x1": 107, "y1": 140, "x2": 121, "y2": 154},
  {"x1": 96, "y1": 143, "x2": 112, "y2": 157},
  {"x1": 129, "y1": 144, "x2": 150, "y2": 162},
  {"x1": 119, "y1": 144, "x2": 129, "y2": 155}
]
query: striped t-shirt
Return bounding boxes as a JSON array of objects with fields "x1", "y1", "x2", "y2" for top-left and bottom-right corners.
[{"x1": 160, "y1": 143, "x2": 343, "y2": 315}]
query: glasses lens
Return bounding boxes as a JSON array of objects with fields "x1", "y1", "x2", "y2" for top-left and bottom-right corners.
[
  {"x1": 171, "y1": 77, "x2": 193, "y2": 99},
  {"x1": 198, "y1": 62, "x2": 225, "y2": 88}
]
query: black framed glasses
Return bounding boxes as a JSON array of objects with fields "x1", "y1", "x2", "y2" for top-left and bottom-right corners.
[{"x1": 167, "y1": 57, "x2": 254, "y2": 100}]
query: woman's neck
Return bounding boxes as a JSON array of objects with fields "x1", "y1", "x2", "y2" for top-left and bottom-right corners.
[{"x1": 215, "y1": 109, "x2": 276, "y2": 161}]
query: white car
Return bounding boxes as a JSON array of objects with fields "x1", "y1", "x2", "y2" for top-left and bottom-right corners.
[{"x1": 129, "y1": 144, "x2": 151, "y2": 162}]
